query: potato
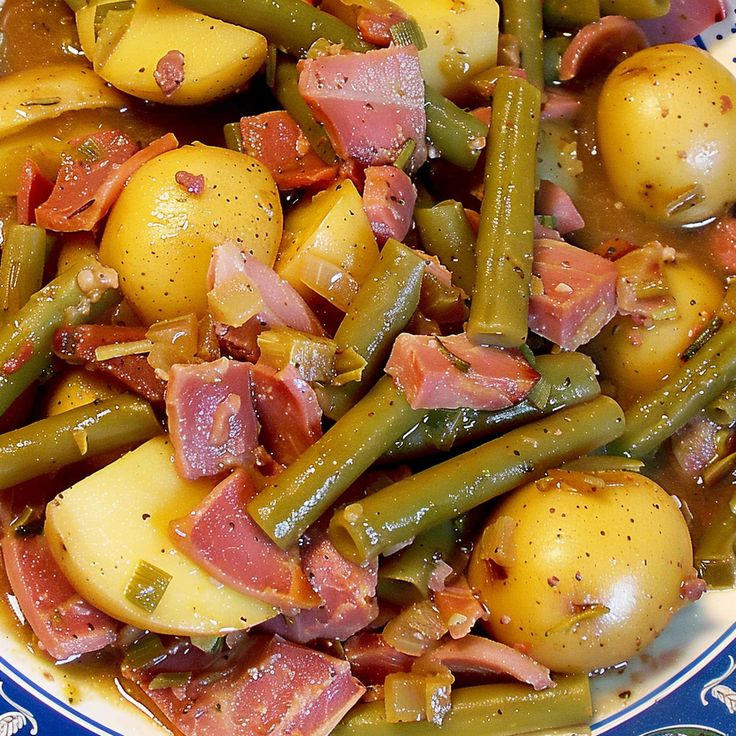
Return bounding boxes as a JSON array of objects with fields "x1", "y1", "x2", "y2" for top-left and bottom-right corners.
[
  {"x1": 585, "y1": 258, "x2": 723, "y2": 406},
  {"x1": 99, "y1": 144, "x2": 282, "y2": 324},
  {"x1": 44, "y1": 369, "x2": 119, "y2": 417},
  {"x1": 468, "y1": 470, "x2": 694, "y2": 674},
  {"x1": 391, "y1": 0, "x2": 499, "y2": 103},
  {"x1": 276, "y1": 179, "x2": 379, "y2": 310},
  {"x1": 76, "y1": 0, "x2": 266, "y2": 105},
  {"x1": 598, "y1": 44, "x2": 736, "y2": 225},
  {"x1": 46, "y1": 436, "x2": 276, "y2": 635}
]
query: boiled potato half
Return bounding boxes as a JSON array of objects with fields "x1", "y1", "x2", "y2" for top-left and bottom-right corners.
[
  {"x1": 99, "y1": 144, "x2": 282, "y2": 324},
  {"x1": 76, "y1": 0, "x2": 266, "y2": 105},
  {"x1": 468, "y1": 470, "x2": 695, "y2": 674},
  {"x1": 46, "y1": 436, "x2": 276, "y2": 635},
  {"x1": 598, "y1": 44, "x2": 736, "y2": 225}
]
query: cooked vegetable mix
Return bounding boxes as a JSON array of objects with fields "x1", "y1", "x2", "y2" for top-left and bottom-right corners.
[{"x1": 0, "y1": 0, "x2": 732, "y2": 734}]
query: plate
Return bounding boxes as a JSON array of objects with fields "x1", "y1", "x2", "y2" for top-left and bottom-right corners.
[{"x1": 3, "y1": 6, "x2": 736, "y2": 736}]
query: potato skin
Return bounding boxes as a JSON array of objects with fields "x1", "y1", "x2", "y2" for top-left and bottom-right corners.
[
  {"x1": 99, "y1": 144, "x2": 282, "y2": 324},
  {"x1": 598, "y1": 44, "x2": 736, "y2": 225},
  {"x1": 468, "y1": 471, "x2": 695, "y2": 674}
]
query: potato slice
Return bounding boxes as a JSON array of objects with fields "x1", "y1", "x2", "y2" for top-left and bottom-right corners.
[
  {"x1": 76, "y1": 0, "x2": 266, "y2": 105},
  {"x1": 0, "y1": 62, "x2": 125, "y2": 140},
  {"x1": 46, "y1": 436, "x2": 276, "y2": 635}
]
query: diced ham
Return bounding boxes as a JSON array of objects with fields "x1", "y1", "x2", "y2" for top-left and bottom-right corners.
[
  {"x1": 16, "y1": 159, "x2": 54, "y2": 225},
  {"x1": 166, "y1": 358, "x2": 260, "y2": 480},
  {"x1": 263, "y1": 530, "x2": 379, "y2": 643},
  {"x1": 385, "y1": 333, "x2": 539, "y2": 411},
  {"x1": 638, "y1": 0, "x2": 728, "y2": 44},
  {"x1": 171, "y1": 469, "x2": 319, "y2": 611},
  {"x1": 53, "y1": 325, "x2": 166, "y2": 404},
  {"x1": 154, "y1": 50, "x2": 186, "y2": 97},
  {"x1": 559, "y1": 16, "x2": 648, "y2": 82},
  {"x1": 541, "y1": 89, "x2": 582, "y2": 122},
  {"x1": 671, "y1": 415, "x2": 719, "y2": 478},
  {"x1": 250, "y1": 363, "x2": 323, "y2": 466},
  {"x1": 362, "y1": 165, "x2": 416, "y2": 245},
  {"x1": 357, "y1": 4, "x2": 408, "y2": 46},
  {"x1": 709, "y1": 217, "x2": 736, "y2": 274},
  {"x1": 680, "y1": 570, "x2": 707, "y2": 602},
  {"x1": 1, "y1": 533, "x2": 117, "y2": 661},
  {"x1": 35, "y1": 131, "x2": 178, "y2": 232},
  {"x1": 126, "y1": 635, "x2": 365, "y2": 736},
  {"x1": 299, "y1": 45, "x2": 427, "y2": 169},
  {"x1": 432, "y1": 576, "x2": 487, "y2": 639},
  {"x1": 535, "y1": 180, "x2": 584, "y2": 236},
  {"x1": 344, "y1": 632, "x2": 415, "y2": 685},
  {"x1": 419, "y1": 635, "x2": 554, "y2": 691},
  {"x1": 529, "y1": 239, "x2": 618, "y2": 351},
  {"x1": 175, "y1": 170, "x2": 205, "y2": 195},
  {"x1": 240, "y1": 111, "x2": 339, "y2": 191}
]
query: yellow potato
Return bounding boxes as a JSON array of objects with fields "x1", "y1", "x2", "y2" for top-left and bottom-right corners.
[
  {"x1": 0, "y1": 62, "x2": 125, "y2": 140},
  {"x1": 99, "y1": 144, "x2": 282, "y2": 324},
  {"x1": 46, "y1": 436, "x2": 276, "y2": 636},
  {"x1": 76, "y1": 0, "x2": 266, "y2": 105},
  {"x1": 44, "y1": 369, "x2": 119, "y2": 417}
]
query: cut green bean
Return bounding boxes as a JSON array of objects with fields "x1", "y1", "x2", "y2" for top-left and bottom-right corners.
[
  {"x1": 248, "y1": 376, "x2": 426, "y2": 549},
  {"x1": 543, "y1": 0, "x2": 600, "y2": 31},
  {"x1": 467, "y1": 75, "x2": 541, "y2": 348},
  {"x1": 0, "y1": 224, "x2": 47, "y2": 327},
  {"x1": 384, "y1": 352, "x2": 600, "y2": 462},
  {"x1": 330, "y1": 396, "x2": 624, "y2": 564},
  {"x1": 332, "y1": 674, "x2": 592, "y2": 736},
  {"x1": 705, "y1": 383, "x2": 736, "y2": 426},
  {"x1": 543, "y1": 37, "x2": 571, "y2": 85},
  {"x1": 223, "y1": 122, "x2": 244, "y2": 152},
  {"x1": 414, "y1": 201, "x2": 476, "y2": 295},
  {"x1": 608, "y1": 321, "x2": 736, "y2": 459},
  {"x1": 0, "y1": 256, "x2": 120, "y2": 417},
  {"x1": 0, "y1": 395, "x2": 161, "y2": 491},
  {"x1": 561, "y1": 456, "x2": 644, "y2": 473},
  {"x1": 694, "y1": 491, "x2": 736, "y2": 589},
  {"x1": 377, "y1": 521, "x2": 459, "y2": 606},
  {"x1": 599, "y1": 0, "x2": 669, "y2": 19},
  {"x1": 317, "y1": 239, "x2": 425, "y2": 420},
  {"x1": 503, "y1": 0, "x2": 545, "y2": 89}
]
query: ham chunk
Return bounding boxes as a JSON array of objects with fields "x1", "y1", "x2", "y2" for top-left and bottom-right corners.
[
  {"x1": 535, "y1": 180, "x2": 584, "y2": 235},
  {"x1": 251, "y1": 363, "x2": 323, "y2": 466},
  {"x1": 344, "y1": 632, "x2": 415, "y2": 685},
  {"x1": 127, "y1": 635, "x2": 365, "y2": 736},
  {"x1": 385, "y1": 333, "x2": 539, "y2": 411},
  {"x1": 299, "y1": 45, "x2": 427, "y2": 169},
  {"x1": 362, "y1": 165, "x2": 417, "y2": 244},
  {"x1": 639, "y1": 0, "x2": 727, "y2": 44},
  {"x1": 166, "y1": 358, "x2": 259, "y2": 479},
  {"x1": 529, "y1": 239, "x2": 618, "y2": 351},
  {"x1": 171, "y1": 469, "x2": 318, "y2": 611},
  {"x1": 264, "y1": 530, "x2": 379, "y2": 643},
  {"x1": 1, "y1": 533, "x2": 117, "y2": 661}
]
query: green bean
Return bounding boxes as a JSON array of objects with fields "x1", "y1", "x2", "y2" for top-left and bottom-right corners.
[
  {"x1": 561, "y1": 456, "x2": 644, "y2": 473},
  {"x1": 317, "y1": 239, "x2": 425, "y2": 420},
  {"x1": 377, "y1": 520, "x2": 459, "y2": 605},
  {"x1": 0, "y1": 224, "x2": 47, "y2": 327},
  {"x1": 423, "y1": 85, "x2": 488, "y2": 171},
  {"x1": 705, "y1": 383, "x2": 736, "y2": 426},
  {"x1": 599, "y1": 0, "x2": 669, "y2": 19},
  {"x1": 694, "y1": 491, "x2": 736, "y2": 589},
  {"x1": 502, "y1": 0, "x2": 545, "y2": 89},
  {"x1": 543, "y1": 0, "x2": 600, "y2": 31},
  {"x1": 467, "y1": 75, "x2": 541, "y2": 348},
  {"x1": 543, "y1": 37, "x2": 572, "y2": 85},
  {"x1": 223, "y1": 122, "x2": 244, "y2": 153},
  {"x1": 414, "y1": 201, "x2": 476, "y2": 295},
  {"x1": 608, "y1": 321, "x2": 736, "y2": 459},
  {"x1": 330, "y1": 396, "x2": 624, "y2": 564},
  {"x1": 384, "y1": 352, "x2": 600, "y2": 462},
  {"x1": 332, "y1": 674, "x2": 592, "y2": 736},
  {"x1": 0, "y1": 395, "x2": 161, "y2": 491},
  {"x1": 0, "y1": 256, "x2": 120, "y2": 418},
  {"x1": 273, "y1": 57, "x2": 338, "y2": 165},
  {"x1": 248, "y1": 376, "x2": 426, "y2": 549}
]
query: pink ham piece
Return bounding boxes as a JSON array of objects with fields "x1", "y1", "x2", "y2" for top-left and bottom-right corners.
[
  {"x1": 541, "y1": 89, "x2": 582, "y2": 122},
  {"x1": 344, "y1": 632, "x2": 415, "y2": 685},
  {"x1": 171, "y1": 469, "x2": 319, "y2": 611},
  {"x1": 126, "y1": 635, "x2": 365, "y2": 736},
  {"x1": 529, "y1": 239, "x2": 618, "y2": 351},
  {"x1": 559, "y1": 16, "x2": 648, "y2": 82},
  {"x1": 299, "y1": 45, "x2": 427, "y2": 169},
  {"x1": 362, "y1": 165, "x2": 417, "y2": 244},
  {"x1": 671, "y1": 415, "x2": 719, "y2": 478},
  {"x1": 1, "y1": 534, "x2": 117, "y2": 661},
  {"x1": 535, "y1": 180, "x2": 584, "y2": 236},
  {"x1": 250, "y1": 363, "x2": 323, "y2": 466},
  {"x1": 709, "y1": 217, "x2": 736, "y2": 274},
  {"x1": 357, "y1": 4, "x2": 408, "y2": 46},
  {"x1": 385, "y1": 333, "x2": 539, "y2": 411},
  {"x1": 638, "y1": 0, "x2": 728, "y2": 44},
  {"x1": 166, "y1": 358, "x2": 260, "y2": 480},
  {"x1": 35, "y1": 131, "x2": 178, "y2": 232},
  {"x1": 419, "y1": 635, "x2": 554, "y2": 691},
  {"x1": 263, "y1": 530, "x2": 379, "y2": 643}
]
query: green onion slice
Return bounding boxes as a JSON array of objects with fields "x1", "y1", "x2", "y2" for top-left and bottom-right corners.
[
  {"x1": 125, "y1": 560, "x2": 172, "y2": 613},
  {"x1": 390, "y1": 19, "x2": 427, "y2": 51},
  {"x1": 149, "y1": 672, "x2": 192, "y2": 690}
]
